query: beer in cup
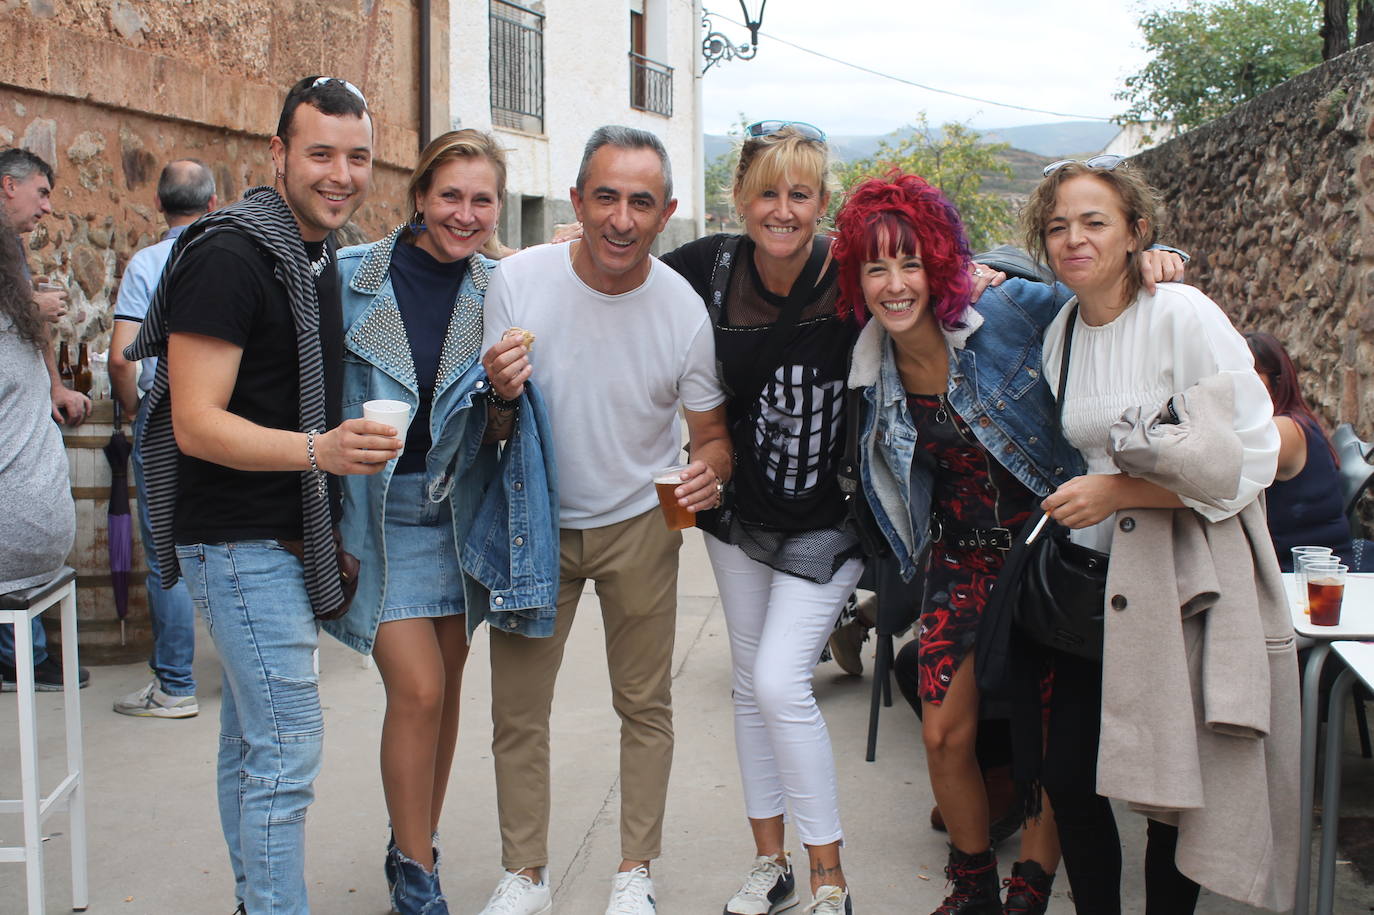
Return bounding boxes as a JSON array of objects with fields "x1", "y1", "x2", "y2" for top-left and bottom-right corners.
[
  {"x1": 1305, "y1": 561, "x2": 1347, "y2": 627},
  {"x1": 653, "y1": 464, "x2": 695, "y2": 531}
]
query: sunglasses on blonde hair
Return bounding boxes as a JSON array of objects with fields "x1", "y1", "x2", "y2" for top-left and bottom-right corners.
[{"x1": 746, "y1": 120, "x2": 827, "y2": 142}]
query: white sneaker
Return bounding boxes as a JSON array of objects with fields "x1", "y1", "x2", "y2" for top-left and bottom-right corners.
[
  {"x1": 803, "y1": 885, "x2": 851, "y2": 915},
  {"x1": 479, "y1": 868, "x2": 552, "y2": 915},
  {"x1": 725, "y1": 854, "x2": 798, "y2": 914},
  {"x1": 605, "y1": 865, "x2": 656, "y2": 915},
  {"x1": 113, "y1": 680, "x2": 199, "y2": 718}
]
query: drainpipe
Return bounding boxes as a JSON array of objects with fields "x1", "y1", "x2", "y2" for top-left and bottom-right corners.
[
  {"x1": 419, "y1": 0, "x2": 432, "y2": 150},
  {"x1": 693, "y1": 0, "x2": 705, "y2": 236}
]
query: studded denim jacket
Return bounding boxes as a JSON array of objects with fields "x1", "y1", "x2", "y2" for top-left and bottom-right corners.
[
  {"x1": 325, "y1": 230, "x2": 559, "y2": 651},
  {"x1": 846, "y1": 278, "x2": 1086, "y2": 581}
]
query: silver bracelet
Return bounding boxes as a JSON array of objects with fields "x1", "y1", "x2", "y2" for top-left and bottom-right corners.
[{"x1": 306, "y1": 429, "x2": 327, "y2": 499}]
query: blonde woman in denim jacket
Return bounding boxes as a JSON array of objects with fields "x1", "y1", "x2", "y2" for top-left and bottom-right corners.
[{"x1": 327, "y1": 129, "x2": 530, "y2": 915}]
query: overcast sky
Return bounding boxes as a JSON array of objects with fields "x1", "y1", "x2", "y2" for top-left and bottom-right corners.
[{"x1": 699, "y1": 0, "x2": 1175, "y2": 134}]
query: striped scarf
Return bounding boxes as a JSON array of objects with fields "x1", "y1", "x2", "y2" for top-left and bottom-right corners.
[{"x1": 125, "y1": 186, "x2": 343, "y2": 615}]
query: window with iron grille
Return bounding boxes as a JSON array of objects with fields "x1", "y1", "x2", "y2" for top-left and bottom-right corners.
[
  {"x1": 490, "y1": 0, "x2": 544, "y2": 133},
  {"x1": 629, "y1": 52, "x2": 673, "y2": 118}
]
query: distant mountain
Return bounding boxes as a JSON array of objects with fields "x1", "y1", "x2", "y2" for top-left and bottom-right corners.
[{"x1": 703, "y1": 120, "x2": 1119, "y2": 163}]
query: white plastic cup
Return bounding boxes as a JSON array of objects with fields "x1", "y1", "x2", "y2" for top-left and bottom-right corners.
[{"x1": 363, "y1": 399, "x2": 411, "y2": 453}]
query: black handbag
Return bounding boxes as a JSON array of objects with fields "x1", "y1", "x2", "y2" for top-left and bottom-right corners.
[{"x1": 978, "y1": 303, "x2": 1107, "y2": 671}]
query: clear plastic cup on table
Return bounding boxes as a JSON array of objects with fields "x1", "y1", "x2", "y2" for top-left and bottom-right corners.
[
  {"x1": 1292, "y1": 546, "x2": 1335, "y2": 611},
  {"x1": 1302, "y1": 561, "x2": 1348, "y2": 626}
]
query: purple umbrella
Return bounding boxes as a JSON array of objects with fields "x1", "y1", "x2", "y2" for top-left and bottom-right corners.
[{"x1": 103, "y1": 401, "x2": 133, "y2": 644}]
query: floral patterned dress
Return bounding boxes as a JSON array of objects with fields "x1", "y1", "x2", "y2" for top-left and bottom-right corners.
[{"x1": 908, "y1": 393, "x2": 1036, "y2": 704}]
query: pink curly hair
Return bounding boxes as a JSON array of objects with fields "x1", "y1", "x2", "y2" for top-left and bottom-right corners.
[{"x1": 831, "y1": 170, "x2": 972, "y2": 329}]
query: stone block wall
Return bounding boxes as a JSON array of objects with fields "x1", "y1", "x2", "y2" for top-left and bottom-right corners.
[
  {"x1": 1131, "y1": 43, "x2": 1374, "y2": 433},
  {"x1": 0, "y1": 0, "x2": 447, "y2": 353}
]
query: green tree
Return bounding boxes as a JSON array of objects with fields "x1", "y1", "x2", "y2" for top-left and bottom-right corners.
[
  {"x1": 702, "y1": 114, "x2": 750, "y2": 232},
  {"x1": 1116, "y1": 0, "x2": 1324, "y2": 129},
  {"x1": 835, "y1": 115, "x2": 1014, "y2": 251}
]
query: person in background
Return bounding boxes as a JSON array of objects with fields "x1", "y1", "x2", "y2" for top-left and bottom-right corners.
[
  {"x1": 1244, "y1": 330, "x2": 1357, "y2": 569},
  {"x1": 0, "y1": 207, "x2": 77, "y2": 691},
  {"x1": 108, "y1": 158, "x2": 217, "y2": 718},
  {"x1": 326, "y1": 128, "x2": 519, "y2": 915},
  {"x1": 0, "y1": 146, "x2": 90, "y2": 692}
]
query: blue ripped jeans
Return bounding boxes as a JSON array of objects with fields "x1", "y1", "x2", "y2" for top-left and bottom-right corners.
[{"x1": 177, "y1": 541, "x2": 321, "y2": 915}]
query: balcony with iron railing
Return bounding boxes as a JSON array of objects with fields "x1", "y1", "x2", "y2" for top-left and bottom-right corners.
[{"x1": 629, "y1": 52, "x2": 673, "y2": 118}]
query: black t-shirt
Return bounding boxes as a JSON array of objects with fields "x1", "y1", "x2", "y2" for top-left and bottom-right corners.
[
  {"x1": 167, "y1": 229, "x2": 343, "y2": 543},
  {"x1": 662, "y1": 235, "x2": 855, "y2": 531}
]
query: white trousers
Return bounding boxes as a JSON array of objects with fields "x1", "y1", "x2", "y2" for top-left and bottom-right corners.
[{"x1": 705, "y1": 537, "x2": 865, "y2": 846}]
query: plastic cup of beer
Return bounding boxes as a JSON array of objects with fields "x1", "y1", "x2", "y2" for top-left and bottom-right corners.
[
  {"x1": 653, "y1": 464, "x2": 694, "y2": 531},
  {"x1": 363, "y1": 399, "x2": 411, "y2": 454},
  {"x1": 1304, "y1": 561, "x2": 1347, "y2": 626},
  {"x1": 1292, "y1": 546, "x2": 1334, "y2": 611}
]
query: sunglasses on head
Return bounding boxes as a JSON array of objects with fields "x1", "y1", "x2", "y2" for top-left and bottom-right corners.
[
  {"x1": 1042, "y1": 153, "x2": 1126, "y2": 177},
  {"x1": 746, "y1": 120, "x2": 827, "y2": 142},
  {"x1": 312, "y1": 76, "x2": 368, "y2": 106}
]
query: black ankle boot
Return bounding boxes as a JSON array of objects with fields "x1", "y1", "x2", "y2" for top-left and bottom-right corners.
[
  {"x1": 1001, "y1": 859, "x2": 1054, "y2": 914},
  {"x1": 932, "y1": 846, "x2": 1001, "y2": 915}
]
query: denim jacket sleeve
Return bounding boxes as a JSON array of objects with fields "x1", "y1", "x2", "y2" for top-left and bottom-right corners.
[{"x1": 460, "y1": 381, "x2": 560, "y2": 637}]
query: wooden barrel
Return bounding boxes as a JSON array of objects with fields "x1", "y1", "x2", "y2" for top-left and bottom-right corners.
[{"x1": 54, "y1": 399, "x2": 153, "y2": 665}]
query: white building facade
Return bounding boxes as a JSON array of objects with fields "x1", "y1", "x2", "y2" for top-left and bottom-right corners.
[{"x1": 449, "y1": 0, "x2": 704, "y2": 252}]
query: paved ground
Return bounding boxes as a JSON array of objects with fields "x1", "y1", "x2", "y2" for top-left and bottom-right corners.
[{"x1": 3, "y1": 529, "x2": 1371, "y2": 913}]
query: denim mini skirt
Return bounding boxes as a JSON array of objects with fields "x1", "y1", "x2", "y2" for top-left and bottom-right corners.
[{"x1": 379, "y1": 471, "x2": 465, "y2": 622}]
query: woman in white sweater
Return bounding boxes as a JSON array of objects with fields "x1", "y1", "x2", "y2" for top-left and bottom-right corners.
[{"x1": 1021, "y1": 157, "x2": 1278, "y2": 914}]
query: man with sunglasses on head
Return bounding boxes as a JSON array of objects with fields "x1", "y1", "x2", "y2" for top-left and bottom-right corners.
[
  {"x1": 125, "y1": 75, "x2": 400, "y2": 915},
  {"x1": 477, "y1": 125, "x2": 732, "y2": 915}
]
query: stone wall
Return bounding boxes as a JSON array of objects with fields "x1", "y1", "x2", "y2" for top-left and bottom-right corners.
[
  {"x1": 0, "y1": 0, "x2": 447, "y2": 353},
  {"x1": 1131, "y1": 43, "x2": 1374, "y2": 433}
]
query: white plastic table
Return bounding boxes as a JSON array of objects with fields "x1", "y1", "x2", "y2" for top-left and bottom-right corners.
[
  {"x1": 1290, "y1": 572, "x2": 1374, "y2": 915},
  {"x1": 1317, "y1": 640, "x2": 1374, "y2": 914}
]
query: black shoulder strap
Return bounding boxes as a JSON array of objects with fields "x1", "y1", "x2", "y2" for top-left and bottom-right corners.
[
  {"x1": 733, "y1": 237, "x2": 830, "y2": 406},
  {"x1": 705, "y1": 234, "x2": 743, "y2": 326},
  {"x1": 1054, "y1": 302, "x2": 1079, "y2": 433}
]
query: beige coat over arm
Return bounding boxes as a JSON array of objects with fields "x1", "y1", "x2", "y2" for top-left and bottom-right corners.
[{"x1": 1100, "y1": 373, "x2": 1300, "y2": 911}]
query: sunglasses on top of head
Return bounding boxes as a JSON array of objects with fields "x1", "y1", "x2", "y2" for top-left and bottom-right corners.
[
  {"x1": 1042, "y1": 153, "x2": 1126, "y2": 177},
  {"x1": 745, "y1": 120, "x2": 827, "y2": 142}
]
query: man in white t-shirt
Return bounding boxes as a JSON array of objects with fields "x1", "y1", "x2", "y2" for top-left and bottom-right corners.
[{"x1": 477, "y1": 126, "x2": 731, "y2": 915}]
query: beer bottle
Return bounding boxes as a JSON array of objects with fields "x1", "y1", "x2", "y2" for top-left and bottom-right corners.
[
  {"x1": 57, "y1": 341, "x2": 74, "y2": 389},
  {"x1": 75, "y1": 342, "x2": 93, "y2": 395}
]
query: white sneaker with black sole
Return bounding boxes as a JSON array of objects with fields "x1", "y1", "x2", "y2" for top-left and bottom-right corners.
[
  {"x1": 724, "y1": 854, "x2": 798, "y2": 914},
  {"x1": 606, "y1": 865, "x2": 656, "y2": 915},
  {"x1": 478, "y1": 868, "x2": 552, "y2": 915}
]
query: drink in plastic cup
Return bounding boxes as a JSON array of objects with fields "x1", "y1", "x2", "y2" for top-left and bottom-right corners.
[
  {"x1": 363, "y1": 399, "x2": 411, "y2": 454},
  {"x1": 653, "y1": 465, "x2": 695, "y2": 531},
  {"x1": 1292, "y1": 546, "x2": 1334, "y2": 611},
  {"x1": 1304, "y1": 561, "x2": 1347, "y2": 626},
  {"x1": 37, "y1": 281, "x2": 63, "y2": 293}
]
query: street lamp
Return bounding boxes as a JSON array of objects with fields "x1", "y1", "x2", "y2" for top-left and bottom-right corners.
[{"x1": 702, "y1": 0, "x2": 768, "y2": 73}]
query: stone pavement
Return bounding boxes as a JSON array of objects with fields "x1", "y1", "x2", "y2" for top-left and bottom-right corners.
[{"x1": 2, "y1": 529, "x2": 1370, "y2": 913}]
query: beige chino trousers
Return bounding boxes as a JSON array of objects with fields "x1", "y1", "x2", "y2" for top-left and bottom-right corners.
[{"x1": 488, "y1": 507, "x2": 682, "y2": 870}]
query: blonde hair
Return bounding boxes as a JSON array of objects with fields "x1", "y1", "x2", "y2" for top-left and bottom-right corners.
[
  {"x1": 731, "y1": 127, "x2": 834, "y2": 215},
  {"x1": 1021, "y1": 160, "x2": 1160, "y2": 304},
  {"x1": 405, "y1": 129, "x2": 508, "y2": 259}
]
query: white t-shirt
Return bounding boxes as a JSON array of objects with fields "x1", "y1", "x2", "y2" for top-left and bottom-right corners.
[
  {"x1": 1042, "y1": 282, "x2": 1277, "y2": 553},
  {"x1": 482, "y1": 242, "x2": 725, "y2": 529}
]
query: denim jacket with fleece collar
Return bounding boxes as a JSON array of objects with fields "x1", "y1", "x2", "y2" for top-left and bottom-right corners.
[
  {"x1": 847, "y1": 277, "x2": 1085, "y2": 582},
  {"x1": 325, "y1": 229, "x2": 559, "y2": 652}
]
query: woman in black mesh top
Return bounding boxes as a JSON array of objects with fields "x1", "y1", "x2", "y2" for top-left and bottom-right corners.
[{"x1": 659, "y1": 121, "x2": 860, "y2": 915}]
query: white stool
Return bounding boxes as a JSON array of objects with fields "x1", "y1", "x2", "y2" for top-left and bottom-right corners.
[{"x1": 0, "y1": 566, "x2": 88, "y2": 912}]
